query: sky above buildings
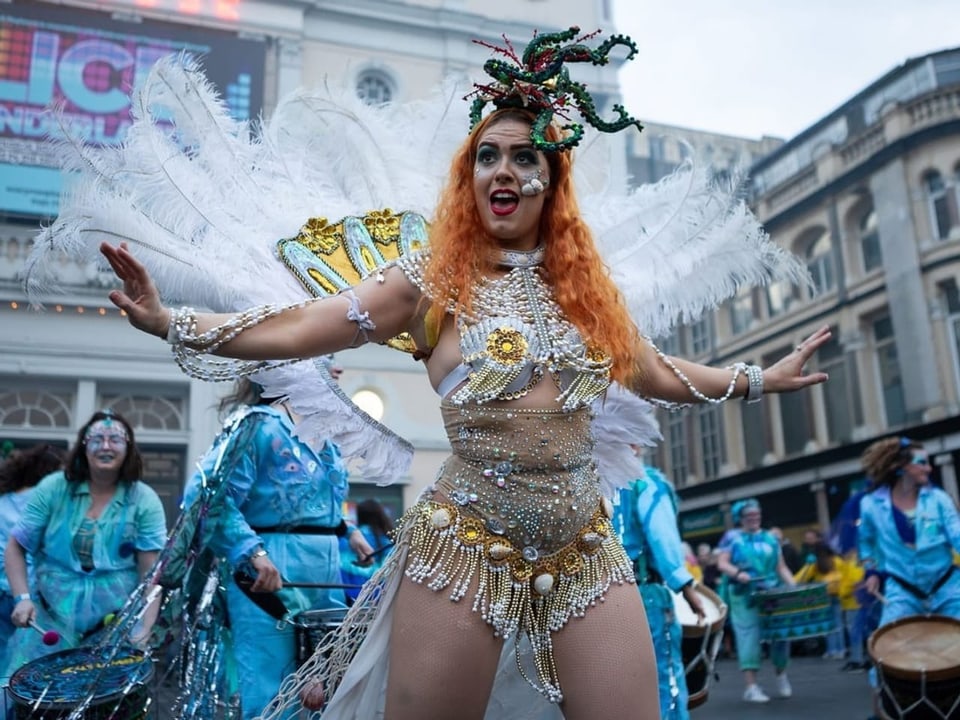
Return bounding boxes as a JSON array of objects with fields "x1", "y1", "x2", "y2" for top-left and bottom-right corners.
[{"x1": 613, "y1": 0, "x2": 960, "y2": 141}]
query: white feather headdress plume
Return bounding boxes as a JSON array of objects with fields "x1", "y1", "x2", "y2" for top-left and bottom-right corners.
[{"x1": 25, "y1": 55, "x2": 477, "y2": 483}]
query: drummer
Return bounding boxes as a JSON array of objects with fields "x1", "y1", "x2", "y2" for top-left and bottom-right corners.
[
  {"x1": 716, "y1": 497, "x2": 797, "y2": 704},
  {"x1": 858, "y1": 437, "x2": 960, "y2": 717},
  {"x1": 859, "y1": 437, "x2": 960, "y2": 626},
  {"x1": 615, "y1": 462, "x2": 706, "y2": 720},
  {"x1": 178, "y1": 376, "x2": 375, "y2": 719}
]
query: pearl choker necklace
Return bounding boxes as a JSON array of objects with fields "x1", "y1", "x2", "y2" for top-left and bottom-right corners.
[{"x1": 491, "y1": 245, "x2": 545, "y2": 268}]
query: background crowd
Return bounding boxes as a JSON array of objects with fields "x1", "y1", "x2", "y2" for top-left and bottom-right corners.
[{"x1": 3, "y1": 418, "x2": 959, "y2": 719}]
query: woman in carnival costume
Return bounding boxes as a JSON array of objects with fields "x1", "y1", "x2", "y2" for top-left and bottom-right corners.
[
  {"x1": 29, "y1": 26, "x2": 829, "y2": 720},
  {"x1": 716, "y1": 497, "x2": 796, "y2": 703},
  {"x1": 175, "y1": 376, "x2": 374, "y2": 719}
]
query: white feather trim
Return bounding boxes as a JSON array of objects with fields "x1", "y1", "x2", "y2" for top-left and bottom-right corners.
[
  {"x1": 591, "y1": 384, "x2": 662, "y2": 499},
  {"x1": 582, "y1": 153, "x2": 809, "y2": 338}
]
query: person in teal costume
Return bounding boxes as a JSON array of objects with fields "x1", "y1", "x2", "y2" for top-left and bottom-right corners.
[
  {"x1": 181, "y1": 380, "x2": 373, "y2": 719},
  {"x1": 614, "y1": 465, "x2": 705, "y2": 720},
  {"x1": 3, "y1": 411, "x2": 166, "y2": 681},
  {"x1": 716, "y1": 497, "x2": 796, "y2": 703}
]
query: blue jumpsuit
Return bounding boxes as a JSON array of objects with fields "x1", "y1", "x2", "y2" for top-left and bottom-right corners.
[
  {"x1": 185, "y1": 405, "x2": 350, "y2": 720},
  {"x1": 614, "y1": 468, "x2": 693, "y2": 720},
  {"x1": 858, "y1": 484, "x2": 960, "y2": 625}
]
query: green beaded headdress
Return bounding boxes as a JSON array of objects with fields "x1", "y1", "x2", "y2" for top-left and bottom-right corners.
[{"x1": 467, "y1": 26, "x2": 644, "y2": 152}]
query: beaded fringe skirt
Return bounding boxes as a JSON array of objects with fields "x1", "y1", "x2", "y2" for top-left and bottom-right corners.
[{"x1": 258, "y1": 403, "x2": 634, "y2": 717}]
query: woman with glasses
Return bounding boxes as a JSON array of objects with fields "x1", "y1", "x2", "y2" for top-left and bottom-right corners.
[
  {"x1": 2, "y1": 411, "x2": 167, "y2": 677},
  {"x1": 859, "y1": 437, "x2": 960, "y2": 625}
]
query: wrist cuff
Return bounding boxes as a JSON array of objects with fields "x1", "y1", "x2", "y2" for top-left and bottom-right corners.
[{"x1": 14, "y1": 593, "x2": 32, "y2": 603}]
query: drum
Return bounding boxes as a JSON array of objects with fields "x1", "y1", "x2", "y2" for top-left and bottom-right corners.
[
  {"x1": 6, "y1": 647, "x2": 153, "y2": 719},
  {"x1": 753, "y1": 582, "x2": 834, "y2": 642},
  {"x1": 672, "y1": 583, "x2": 727, "y2": 709},
  {"x1": 294, "y1": 607, "x2": 348, "y2": 667},
  {"x1": 869, "y1": 614, "x2": 960, "y2": 720}
]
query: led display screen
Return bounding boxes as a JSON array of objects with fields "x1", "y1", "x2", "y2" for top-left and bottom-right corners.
[{"x1": 0, "y1": 0, "x2": 265, "y2": 217}]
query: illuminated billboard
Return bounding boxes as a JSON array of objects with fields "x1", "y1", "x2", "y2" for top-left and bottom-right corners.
[{"x1": 0, "y1": 0, "x2": 266, "y2": 218}]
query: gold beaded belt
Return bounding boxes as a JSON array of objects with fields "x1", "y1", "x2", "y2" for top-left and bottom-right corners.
[{"x1": 399, "y1": 495, "x2": 634, "y2": 702}]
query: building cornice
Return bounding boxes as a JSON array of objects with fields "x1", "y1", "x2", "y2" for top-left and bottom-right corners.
[{"x1": 760, "y1": 117, "x2": 960, "y2": 233}]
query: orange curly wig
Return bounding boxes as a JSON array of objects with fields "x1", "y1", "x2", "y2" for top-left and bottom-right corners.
[{"x1": 424, "y1": 109, "x2": 642, "y2": 385}]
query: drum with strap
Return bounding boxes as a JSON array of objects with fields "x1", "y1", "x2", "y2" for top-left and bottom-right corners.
[
  {"x1": 6, "y1": 647, "x2": 153, "y2": 719},
  {"x1": 293, "y1": 607, "x2": 349, "y2": 667},
  {"x1": 869, "y1": 614, "x2": 960, "y2": 720},
  {"x1": 672, "y1": 583, "x2": 727, "y2": 709},
  {"x1": 752, "y1": 582, "x2": 834, "y2": 642}
]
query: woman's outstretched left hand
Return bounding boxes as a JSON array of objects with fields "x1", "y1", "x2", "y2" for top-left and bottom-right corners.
[
  {"x1": 100, "y1": 242, "x2": 171, "y2": 338},
  {"x1": 762, "y1": 325, "x2": 831, "y2": 394}
]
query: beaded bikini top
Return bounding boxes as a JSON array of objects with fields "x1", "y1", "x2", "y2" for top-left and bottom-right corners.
[{"x1": 396, "y1": 251, "x2": 611, "y2": 410}]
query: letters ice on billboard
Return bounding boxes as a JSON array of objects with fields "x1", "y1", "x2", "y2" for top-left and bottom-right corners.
[{"x1": 0, "y1": 0, "x2": 265, "y2": 217}]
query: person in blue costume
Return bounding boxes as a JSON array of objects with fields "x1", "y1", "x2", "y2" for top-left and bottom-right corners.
[
  {"x1": 3, "y1": 411, "x2": 166, "y2": 677},
  {"x1": 859, "y1": 436, "x2": 960, "y2": 625},
  {"x1": 339, "y1": 499, "x2": 394, "y2": 604},
  {"x1": 0, "y1": 444, "x2": 65, "y2": 693},
  {"x1": 615, "y1": 464, "x2": 705, "y2": 720},
  {"x1": 716, "y1": 497, "x2": 796, "y2": 703},
  {"x1": 858, "y1": 437, "x2": 960, "y2": 720},
  {"x1": 182, "y1": 378, "x2": 374, "y2": 719}
]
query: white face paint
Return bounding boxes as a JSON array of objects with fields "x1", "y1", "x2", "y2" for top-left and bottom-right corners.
[
  {"x1": 472, "y1": 118, "x2": 551, "y2": 251},
  {"x1": 84, "y1": 419, "x2": 128, "y2": 473}
]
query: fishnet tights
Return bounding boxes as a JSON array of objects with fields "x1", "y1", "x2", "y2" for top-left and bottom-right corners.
[{"x1": 383, "y1": 576, "x2": 659, "y2": 720}]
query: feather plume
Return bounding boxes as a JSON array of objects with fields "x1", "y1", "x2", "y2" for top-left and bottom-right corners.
[
  {"x1": 582, "y1": 151, "x2": 809, "y2": 339},
  {"x1": 25, "y1": 55, "x2": 444, "y2": 484},
  {"x1": 591, "y1": 384, "x2": 662, "y2": 498}
]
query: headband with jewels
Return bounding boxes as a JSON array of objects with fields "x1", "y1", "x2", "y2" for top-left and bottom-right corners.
[{"x1": 467, "y1": 26, "x2": 644, "y2": 152}]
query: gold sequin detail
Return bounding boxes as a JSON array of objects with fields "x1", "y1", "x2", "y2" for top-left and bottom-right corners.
[{"x1": 487, "y1": 326, "x2": 528, "y2": 364}]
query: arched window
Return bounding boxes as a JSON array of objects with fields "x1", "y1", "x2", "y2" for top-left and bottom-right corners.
[
  {"x1": 356, "y1": 71, "x2": 394, "y2": 106},
  {"x1": 858, "y1": 207, "x2": 882, "y2": 273},
  {"x1": 805, "y1": 229, "x2": 835, "y2": 295},
  {"x1": 924, "y1": 169, "x2": 959, "y2": 241},
  {"x1": 99, "y1": 393, "x2": 185, "y2": 431}
]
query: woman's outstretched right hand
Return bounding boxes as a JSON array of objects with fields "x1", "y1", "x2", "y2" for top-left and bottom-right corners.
[{"x1": 101, "y1": 242, "x2": 171, "y2": 338}]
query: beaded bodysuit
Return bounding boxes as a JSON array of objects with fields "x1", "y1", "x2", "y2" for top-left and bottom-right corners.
[{"x1": 387, "y1": 251, "x2": 634, "y2": 702}]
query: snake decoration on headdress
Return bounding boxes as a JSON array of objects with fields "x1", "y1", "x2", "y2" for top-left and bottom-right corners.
[{"x1": 467, "y1": 26, "x2": 644, "y2": 151}]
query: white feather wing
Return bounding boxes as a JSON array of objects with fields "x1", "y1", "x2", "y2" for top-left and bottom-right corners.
[
  {"x1": 25, "y1": 55, "x2": 474, "y2": 483},
  {"x1": 578, "y1": 149, "x2": 808, "y2": 339}
]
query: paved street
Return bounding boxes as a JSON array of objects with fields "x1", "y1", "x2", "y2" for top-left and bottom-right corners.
[{"x1": 693, "y1": 655, "x2": 875, "y2": 720}]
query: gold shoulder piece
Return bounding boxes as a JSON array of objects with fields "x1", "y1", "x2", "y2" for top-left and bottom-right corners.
[{"x1": 277, "y1": 210, "x2": 427, "y2": 353}]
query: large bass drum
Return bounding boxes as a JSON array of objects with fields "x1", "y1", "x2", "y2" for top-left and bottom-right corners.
[
  {"x1": 869, "y1": 614, "x2": 960, "y2": 720},
  {"x1": 6, "y1": 647, "x2": 153, "y2": 719},
  {"x1": 672, "y1": 583, "x2": 727, "y2": 709}
]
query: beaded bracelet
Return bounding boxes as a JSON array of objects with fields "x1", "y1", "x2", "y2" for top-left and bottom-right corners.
[
  {"x1": 646, "y1": 338, "x2": 747, "y2": 404},
  {"x1": 164, "y1": 299, "x2": 319, "y2": 381},
  {"x1": 744, "y1": 364, "x2": 764, "y2": 403}
]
